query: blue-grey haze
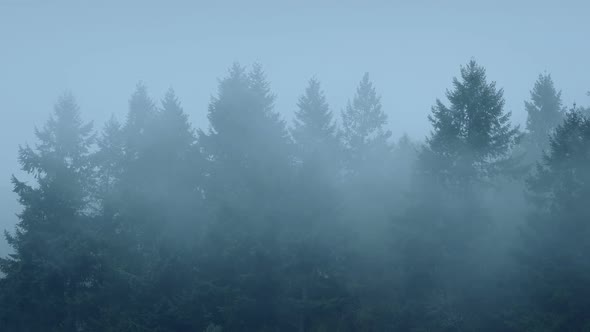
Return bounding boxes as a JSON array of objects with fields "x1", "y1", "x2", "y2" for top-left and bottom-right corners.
[{"x1": 1, "y1": 0, "x2": 589, "y2": 253}]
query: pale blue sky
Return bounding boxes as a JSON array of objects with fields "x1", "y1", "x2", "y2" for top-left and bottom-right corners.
[{"x1": 1, "y1": 0, "x2": 590, "y2": 252}]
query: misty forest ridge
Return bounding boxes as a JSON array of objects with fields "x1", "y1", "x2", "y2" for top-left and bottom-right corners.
[{"x1": 1, "y1": 56, "x2": 589, "y2": 332}]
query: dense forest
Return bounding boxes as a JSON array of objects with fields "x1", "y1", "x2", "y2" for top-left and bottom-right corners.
[{"x1": 1, "y1": 60, "x2": 590, "y2": 331}]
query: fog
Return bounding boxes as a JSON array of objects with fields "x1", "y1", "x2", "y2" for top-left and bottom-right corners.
[{"x1": 2, "y1": 1, "x2": 590, "y2": 331}]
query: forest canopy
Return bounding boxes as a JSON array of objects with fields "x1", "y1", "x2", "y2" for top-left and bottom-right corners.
[{"x1": 1, "y1": 60, "x2": 589, "y2": 332}]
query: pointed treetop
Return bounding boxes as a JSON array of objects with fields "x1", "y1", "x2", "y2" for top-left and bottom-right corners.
[
  {"x1": 100, "y1": 114, "x2": 122, "y2": 141},
  {"x1": 424, "y1": 59, "x2": 521, "y2": 183},
  {"x1": 32, "y1": 92, "x2": 94, "y2": 163},
  {"x1": 293, "y1": 77, "x2": 335, "y2": 137},
  {"x1": 157, "y1": 87, "x2": 194, "y2": 142},
  {"x1": 291, "y1": 77, "x2": 338, "y2": 158},
  {"x1": 126, "y1": 82, "x2": 155, "y2": 132},
  {"x1": 525, "y1": 73, "x2": 563, "y2": 134},
  {"x1": 161, "y1": 88, "x2": 183, "y2": 114},
  {"x1": 248, "y1": 62, "x2": 275, "y2": 113},
  {"x1": 342, "y1": 72, "x2": 391, "y2": 151}
]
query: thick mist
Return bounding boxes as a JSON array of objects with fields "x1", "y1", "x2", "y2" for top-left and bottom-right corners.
[{"x1": 2, "y1": 1, "x2": 590, "y2": 331}]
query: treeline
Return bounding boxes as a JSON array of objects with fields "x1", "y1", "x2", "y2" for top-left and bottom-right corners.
[{"x1": 1, "y1": 60, "x2": 590, "y2": 331}]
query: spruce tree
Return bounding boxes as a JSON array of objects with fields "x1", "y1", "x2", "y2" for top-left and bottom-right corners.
[
  {"x1": 522, "y1": 73, "x2": 564, "y2": 163},
  {"x1": 341, "y1": 72, "x2": 392, "y2": 173},
  {"x1": 398, "y1": 60, "x2": 522, "y2": 331},
  {"x1": 198, "y1": 63, "x2": 294, "y2": 330},
  {"x1": 285, "y1": 78, "x2": 353, "y2": 331},
  {"x1": 96, "y1": 86, "x2": 204, "y2": 331},
  {"x1": 292, "y1": 78, "x2": 339, "y2": 162},
  {"x1": 339, "y1": 73, "x2": 400, "y2": 328},
  {"x1": 94, "y1": 114, "x2": 124, "y2": 218},
  {"x1": 0, "y1": 94, "x2": 98, "y2": 331},
  {"x1": 422, "y1": 60, "x2": 521, "y2": 186},
  {"x1": 519, "y1": 110, "x2": 590, "y2": 331},
  {"x1": 124, "y1": 82, "x2": 156, "y2": 157}
]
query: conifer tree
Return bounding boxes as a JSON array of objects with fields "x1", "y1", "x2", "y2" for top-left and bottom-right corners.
[
  {"x1": 124, "y1": 82, "x2": 156, "y2": 157},
  {"x1": 341, "y1": 72, "x2": 392, "y2": 173},
  {"x1": 286, "y1": 78, "x2": 353, "y2": 331},
  {"x1": 519, "y1": 110, "x2": 590, "y2": 331},
  {"x1": 522, "y1": 73, "x2": 564, "y2": 163},
  {"x1": 0, "y1": 94, "x2": 98, "y2": 331},
  {"x1": 94, "y1": 114, "x2": 124, "y2": 217},
  {"x1": 145, "y1": 88, "x2": 203, "y2": 243},
  {"x1": 422, "y1": 60, "x2": 521, "y2": 186},
  {"x1": 198, "y1": 63, "x2": 294, "y2": 330},
  {"x1": 292, "y1": 78, "x2": 339, "y2": 162},
  {"x1": 398, "y1": 60, "x2": 522, "y2": 331}
]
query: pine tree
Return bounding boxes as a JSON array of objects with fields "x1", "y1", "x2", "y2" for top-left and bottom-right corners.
[
  {"x1": 397, "y1": 61, "x2": 522, "y2": 331},
  {"x1": 94, "y1": 114, "x2": 124, "y2": 217},
  {"x1": 285, "y1": 78, "x2": 354, "y2": 332},
  {"x1": 341, "y1": 72, "x2": 392, "y2": 173},
  {"x1": 289, "y1": 77, "x2": 341, "y2": 231},
  {"x1": 0, "y1": 93, "x2": 98, "y2": 331},
  {"x1": 95, "y1": 86, "x2": 205, "y2": 331},
  {"x1": 141, "y1": 87, "x2": 204, "y2": 249},
  {"x1": 339, "y1": 74, "x2": 401, "y2": 329},
  {"x1": 422, "y1": 59, "x2": 521, "y2": 186},
  {"x1": 518, "y1": 110, "x2": 590, "y2": 331},
  {"x1": 523, "y1": 73, "x2": 564, "y2": 163},
  {"x1": 198, "y1": 63, "x2": 294, "y2": 330},
  {"x1": 124, "y1": 82, "x2": 156, "y2": 157},
  {"x1": 339, "y1": 72, "x2": 394, "y2": 221},
  {"x1": 291, "y1": 78, "x2": 339, "y2": 162},
  {"x1": 199, "y1": 63, "x2": 293, "y2": 208}
]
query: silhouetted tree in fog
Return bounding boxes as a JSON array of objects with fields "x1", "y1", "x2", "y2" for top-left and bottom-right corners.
[
  {"x1": 522, "y1": 73, "x2": 565, "y2": 164},
  {"x1": 398, "y1": 60, "x2": 522, "y2": 331},
  {"x1": 0, "y1": 94, "x2": 98, "y2": 331},
  {"x1": 286, "y1": 78, "x2": 354, "y2": 332},
  {"x1": 198, "y1": 63, "x2": 295, "y2": 331},
  {"x1": 2, "y1": 59, "x2": 590, "y2": 332},
  {"x1": 518, "y1": 110, "x2": 590, "y2": 331},
  {"x1": 422, "y1": 60, "x2": 521, "y2": 185},
  {"x1": 341, "y1": 73, "x2": 392, "y2": 175}
]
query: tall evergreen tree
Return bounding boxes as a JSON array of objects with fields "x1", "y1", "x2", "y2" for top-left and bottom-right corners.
[
  {"x1": 286, "y1": 78, "x2": 354, "y2": 332},
  {"x1": 518, "y1": 110, "x2": 590, "y2": 331},
  {"x1": 339, "y1": 73, "x2": 400, "y2": 328},
  {"x1": 522, "y1": 73, "x2": 564, "y2": 163},
  {"x1": 198, "y1": 63, "x2": 294, "y2": 330},
  {"x1": 124, "y1": 82, "x2": 156, "y2": 157},
  {"x1": 113, "y1": 83, "x2": 159, "y2": 269},
  {"x1": 94, "y1": 114, "x2": 124, "y2": 218},
  {"x1": 397, "y1": 60, "x2": 522, "y2": 331},
  {"x1": 291, "y1": 78, "x2": 339, "y2": 163},
  {"x1": 95, "y1": 86, "x2": 205, "y2": 331},
  {"x1": 341, "y1": 72, "x2": 392, "y2": 173},
  {"x1": 142, "y1": 87, "x2": 201, "y2": 235},
  {"x1": 0, "y1": 94, "x2": 98, "y2": 331},
  {"x1": 422, "y1": 60, "x2": 521, "y2": 186}
]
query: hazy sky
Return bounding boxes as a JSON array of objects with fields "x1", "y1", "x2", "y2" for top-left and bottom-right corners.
[{"x1": 1, "y1": 0, "x2": 590, "y2": 252}]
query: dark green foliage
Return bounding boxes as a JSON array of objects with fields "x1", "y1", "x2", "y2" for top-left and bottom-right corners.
[
  {"x1": 288, "y1": 78, "x2": 355, "y2": 331},
  {"x1": 0, "y1": 94, "x2": 99, "y2": 331},
  {"x1": 198, "y1": 63, "x2": 297, "y2": 331},
  {"x1": 397, "y1": 60, "x2": 523, "y2": 331},
  {"x1": 422, "y1": 60, "x2": 522, "y2": 186},
  {"x1": 0, "y1": 61, "x2": 588, "y2": 332},
  {"x1": 518, "y1": 110, "x2": 590, "y2": 331},
  {"x1": 292, "y1": 77, "x2": 339, "y2": 162}
]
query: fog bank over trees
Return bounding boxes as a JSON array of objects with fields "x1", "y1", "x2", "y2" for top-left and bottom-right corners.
[
  {"x1": 1, "y1": 59, "x2": 590, "y2": 331},
  {"x1": 3, "y1": 1, "x2": 590, "y2": 331}
]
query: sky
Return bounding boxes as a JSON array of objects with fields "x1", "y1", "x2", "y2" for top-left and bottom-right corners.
[{"x1": 1, "y1": 0, "x2": 590, "y2": 253}]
